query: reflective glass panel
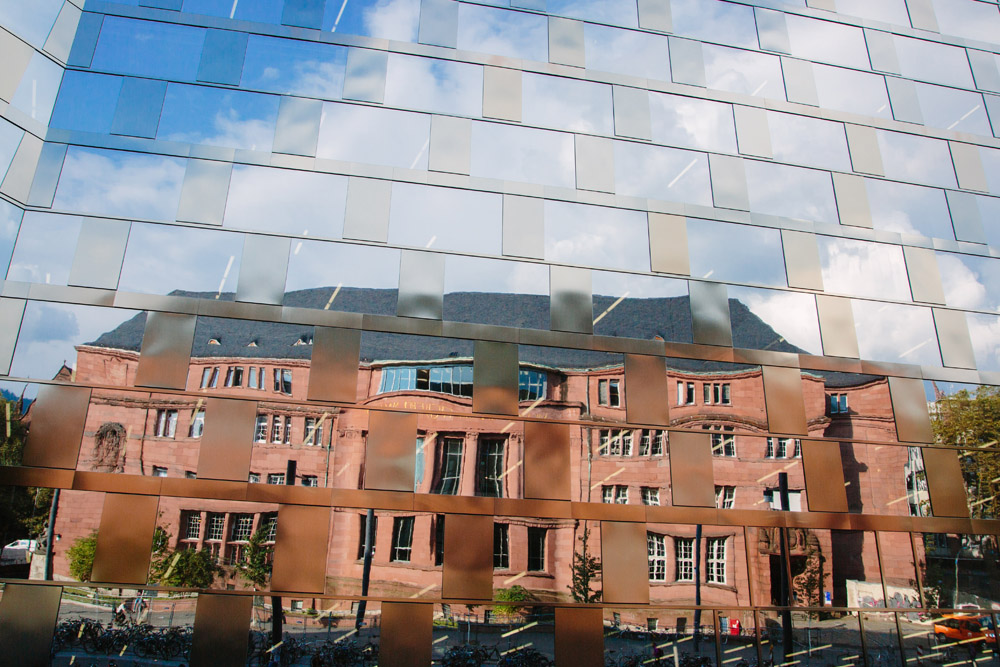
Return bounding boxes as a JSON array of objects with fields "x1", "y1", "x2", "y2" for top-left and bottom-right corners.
[
  {"x1": 592, "y1": 270, "x2": 691, "y2": 341},
  {"x1": 817, "y1": 236, "x2": 911, "y2": 301},
  {"x1": 284, "y1": 239, "x2": 400, "y2": 316},
  {"x1": 866, "y1": 179, "x2": 954, "y2": 240},
  {"x1": 10, "y1": 52, "x2": 62, "y2": 125},
  {"x1": 834, "y1": 0, "x2": 910, "y2": 26},
  {"x1": 688, "y1": 219, "x2": 786, "y2": 288},
  {"x1": 470, "y1": 122, "x2": 575, "y2": 189},
  {"x1": 745, "y1": 161, "x2": 838, "y2": 223},
  {"x1": 443, "y1": 255, "x2": 549, "y2": 329},
  {"x1": 670, "y1": 0, "x2": 758, "y2": 49},
  {"x1": 317, "y1": 103, "x2": 431, "y2": 170},
  {"x1": 0, "y1": 0, "x2": 64, "y2": 48},
  {"x1": 182, "y1": 0, "x2": 283, "y2": 23},
  {"x1": 968, "y1": 311, "x2": 1000, "y2": 370},
  {"x1": 728, "y1": 285, "x2": 822, "y2": 355},
  {"x1": 321, "y1": 0, "x2": 420, "y2": 40},
  {"x1": 813, "y1": 62, "x2": 893, "y2": 120},
  {"x1": 703, "y1": 43, "x2": 786, "y2": 101},
  {"x1": 584, "y1": 24, "x2": 670, "y2": 81},
  {"x1": 931, "y1": 0, "x2": 1000, "y2": 46},
  {"x1": 49, "y1": 71, "x2": 123, "y2": 134},
  {"x1": 388, "y1": 182, "x2": 502, "y2": 255},
  {"x1": 385, "y1": 54, "x2": 482, "y2": 118},
  {"x1": 937, "y1": 252, "x2": 1000, "y2": 312},
  {"x1": 548, "y1": 0, "x2": 638, "y2": 28},
  {"x1": 766, "y1": 111, "x2": 851, "y2": 171},
  {"x1": 785, "y1": 14, "x2": 871, "y2": 69},
  {"x1": 223, "y1": 165, "x2": 348, "y2": 237},
  {"x1": 157, "y1": 84, "x2": 279, "y2": 152},
  {"x1": 119, "y1": 223, "x2": 243, "y2": 298},
  {"x1": 914, "y1": 81, "x2": 993, "y2": 138},
  {"x1": 0, "y1": 118, "x2": 22, "y2": 183},
  {"x1": 0, "y1": 200, "x2": 21, "y2": 277},
  {"x1": 91, "y1": 17, "x2": 206, "y2": 81},
  {"x1": 241, "y1": 34, "x2": 347, "y2": 99},
  {"x1": 876, "y1": 130, "x2": 958, "y2": 189},
  {"x1": 52, "y1": 147, "x2": 186, "y2": 222},
  {"x1": 613, "y1": 142, "x2": 712, "y2": 205},
  {"x1": 852, "y1": 300, "x2": 941, "y2": 366},
  {"x1": 649, "y1": 92, "x2": 737, "y2": 154},
  {"x1": 979, "y1": 195, "x2": 1000, "y2": 247},
  {"x1": 544, "y1": 200, "x2": 650, "y2": 271},
  {"x1": 893, "y1": 33, "x2": 976, "y2": 89},
  {"x1": 916, "y1": 533, "x2": 1000, "y2": 608},
  {"x1": 456, "y1": 3, "x2": 547, "y2": 62},
  {"x1": 6, "y1": 212, "x2": 82, "y2": 286},
  {"x1": 522, "y1": 73, "x2": 613, "y2": 134}
]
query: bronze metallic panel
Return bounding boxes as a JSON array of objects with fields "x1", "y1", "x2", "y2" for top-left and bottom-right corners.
[
  {"x1": 816, "y1": 295, "x2": 860, "y2": 358},
  {"x1": 624, "y1": 354, "x2": 670, "y2": 426},
  {"x1": 473, "y1": 340, "x2": 519, "y2": 416},
  {"x1": 442, "y1": 513, "x2": 493, "y2": 599},
  {"x1": 91, "y1": 492, "x2": 158, "y2": 584},
  {"x1": 245, "y1": 483, "x2": 332, "y2": 506},
  {"x1": 555, "y1": 607, "x2": 603, "y2": 667},
  {"x1": 160, "y1": 477, "x2": 248, "y2": 501},
  {"x1": 413, "y1": 493, "x2": 493, "y2": 515},
  {"x1": 689, "y1": 281, "x2": 732, "y2": 347},
  {"x1": 381, "y1": 602, "x2": 433, "y2": 667},
  {"x1": 364, "y1": 411, "x2": 417, "y2": 492},
  {"x1": 197, "y1": 398, "x2": 258, "y2": 481},
  {"x1": 669, "y1": 431, "x2": 716, "y2": 507},
  {"x1": 524, "y1": 421, "x2": 570, "y2": 501},
  {"x1": 495, "y1": 497, "x2": 574, "y2": 519},
  {"x1": 922, "y1": 447, "x2": 970, "y2": 518},
  {"x1": 645, "y1": 505, "x2": 722, "y2": 526},
  {"x1": 800, "y1": 440, "x2": 848, "y2": 513},
  {"x1": 271, "y1": 504, "x2": 331, "y2": 593},
  {"x1": 601, "y1": 520, "x2": 650, "y2": 604},
  {"x1": 572, "y1": 501, "x2": 646, "y2": 522},
  {"x1": 190, "y1": 593, "x2": 253, "y2": 667},
  {"x1": 72, "y1": 471, "x2": 161, "y2": 495},
  {"x1": 0, "y1": 583, "x2": 62, "y2": 667},
  {"x1": 0, "y1": 466, "x2": 74, "y2": 488},
  {"x1": 330, "y1": 488, "x2": 413, "y2": 511},
  {"x1": 308, "y1": 326, "x2": 361, "y2": 402},
  {"x1": 134, "y1": 311, "x2": 197, "y2": 389},
  {"x1": 761, "y1": 366, "x2": 808, "y2": 435},
  {"x1": 888, "y1": 376, "x2": 934, "y2": 443},
  {"x1": 22, "y1": 384, "x2": 91, "y2": 469}
]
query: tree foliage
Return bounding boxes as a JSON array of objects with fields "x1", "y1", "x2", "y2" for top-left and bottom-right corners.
[
  {"x1": 237, "y1": 526, "x2": 273, "y2": 589},
  {"x1": 67, "y1": 532, "x2": 98, "y2": 582},
  {"x1": 568, "y1": 527, "x2": 602, "y2": 603},
  {"x1": 494, "y1": 585, "x2": 530, "y2": 619},
  {"x1": 149, "y1": 526, "x2": 222, "y2": 588}
]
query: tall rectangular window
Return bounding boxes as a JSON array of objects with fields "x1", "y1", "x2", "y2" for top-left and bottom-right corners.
[
  {"x1": 707, "y1": 537, "x2": 727, "y2": 584},
  {"x1": 271, "y1": 416, "x2": 284, "y2": 443},
  {"x1": 231, "y1": 514, "x2": 254, "y2": 541},
  {"x1": 184, "y1": 513, "x2": 201, "y2": 540},
  {"x1": 708, "y1": 426, "x2": 735, "y2": 457},
  {"x1": 154, "y1": 409, "x2": 178, "y2": 438},
  {"x1": 207, "y1": 514, "x2": 225, "y2": 541},
  {"x1": 647, "y1": 533, "x2": 666, "y2": 581},
  {"x1": 651, "y1": 431, "x2": 664, "y2": 456},
  {"x1": 715, "y1": 485, "x2": 736, "y2": 509},
  {"x1": 434, "y1": 514, "x2": 444, "y2": 566},
  {"x1": 248, "y1": 367, "x2": 259, "y2": 389},
  {"x1": 639, "y1": 430, "x2": 650, "y2": 456},
  {"x1": 254, "y1": 414, "x2": 268, "y2": 443},
  {"x1": 188, "y1": 408, "x2": 205, "y2": 438},
  {"x1": 598, "y1": 379, "x2": 621, "y2": 406},
  {"x1": 476, "y1": 438, "x2": 505, "y2": 497},
  {"x1": 434, "y1": 437, "x2": 463, "y2": 495},
  {"x1": 391, "y1": 516, "x2": 415, "y2": 562},
  {"x1": 357, "y1": 514, "x2": 377, "y2": 560},
  {"x1": 675, "y1": 537, "x2": 694, "y2": 582},
  {"x1": 273, "y1": 368, "x2": 292, "y2": 394},
  {"x1": 493, "y1": 523, "x2": 509, "y2": 569},
  {"x1": 200, "y1": 368, "x2": 212, "y2": 388},
  {"x1": 527, "y1": 527, "x2": 546, "y2": 571},
  {"x1": 224, "y1": 366, "x2": 243, "y2": 387},
  {"x1": 304, "y1": 417, "x2": 323, "y2": 446},
  {"x1": 641, "y1": 487, "x2": 660, "y2": 506}
]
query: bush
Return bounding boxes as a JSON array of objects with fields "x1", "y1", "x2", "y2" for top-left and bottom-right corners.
[{"x1": 66, "y1": 533, "x2": 98, "y2": 582}]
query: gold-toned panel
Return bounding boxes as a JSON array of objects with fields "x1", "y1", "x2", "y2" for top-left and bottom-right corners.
[
  {"x1": 761, "y1": 366, "x2": 808, "y2": 435},
  {"x1": 134, "y1": 311, "x2": 197, "y2": 389},
  {"x1": 196, "y1": 397, "x2": 258, "y2": 481},
  {"x1": 442, "y1": 513, "x2": 493, "y2": 599},
  {"x1": 307, "y1": 326, "x2": 361, "y2": 402},
  {"x1": 0, "y1": 466, "x2": 74, "y2": 488},
  {"x1": 669, "y1": 431, "x2": 716, "y2": 508},
  {"x1": 555, "y1": 607, "x2": 603, "y2": 667},
  {"x1": 601, "y1": 520, "x2": 650, "y2": 604},
  {"x1": 624, "y1": 354, "x2": 669, "y2": 426},
  {"x1": 72, "y1": 470, "x2": 162, "y2": 495},
  {"x1": 0, "y1": 583, "x2": 62, "y2": 667},
  {"x1": 473, "y1": 340, "x2": 518, "y2": 415},
  {"x1": 381, "y1": 602, "x2": 433, "y2": 667},
  {"x1": 816, "y1": 295, "x2": 860, "y2": 358},
  {"x1": 271, "y1": 504, "x2": 332, "y2": 593},
  {"x1": 648, "y1": 212, "x2": 690, "y2": 276},
  {"x1": 91, "y1": 492, "x2": 159, "y2": 584},
  {"x1": 363, "y1": 411, "x2": 418, "y2": 492},
  {"x1": 22, "y1": 384, "x2": 91, "y2": 469},
  {"x1": 189, "y1": 593, "x2": 253, "y2": 667},
  {"x1": 524, "y1": 421, "x2": 570, "y2": 501},
  {"x1": 801, "y1": 440, "x2": 848, "y2": 513},
  {"x1": 887, "y1": 376, "x2": 934, "y2": 443},
  {"x1": 922, "y1": 447, "x2": 970, "y2": 518}
]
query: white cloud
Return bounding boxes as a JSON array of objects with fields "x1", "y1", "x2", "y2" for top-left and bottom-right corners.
[{"x1": 818, "y1": 237, "x2": 912, "y2": 301}]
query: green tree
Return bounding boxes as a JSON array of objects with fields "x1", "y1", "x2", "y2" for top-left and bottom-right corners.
[
  {"x1": 494, "y1": 585, "x2": 530, "y2": 620},
  {"x1": 931, "y1": 385, "x2": 1000, "y2": 518},
  {"x1": 149, "y1": 526, "x2": 222, "y2": 588},
  {"x1": 237, "y1": 526, "x2": 273, "y2": 589},
  {"x1": 67, "y1": 532, "x2": 98, "y2": 582},
  {"x1": 568, "y1": 527, "x2": 602, "y2": 603}
]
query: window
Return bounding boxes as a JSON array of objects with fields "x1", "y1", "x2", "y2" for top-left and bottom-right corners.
[
  {"x1": 476, "y1": 438, "x2": 505, "y2": 497},
  {"x1": 602, "y1": 485, "x2": 628, "y2": 504},
  {"x1": 765, "y1": 438, "x2": 801, "y2": 459},
  {"x1": 527, "y1": 527, "x2": 546, "y2": 571},
  {"x1": 707, "y1": 425, "x2": 735, "y2": 457},
  {"x1": 224, "y1": 366, "x2": 243, "y2": 387},
  {"x1": 301, "y1": 475, "x2": 318, "y2": 487},
  {"x1": 598, "y1": 379, "x2": 621, "y2": 407},
  {"x1": 651, "y1": 431, "x2": 664, "y2": 456},
  {"x1": 152, "y1": 465, "x2": 168, "y2": 477},
  {"x1": 391, "y1": 516, "x2": 415, "y2": 562},
  {"x1": 639, "y1": 431, "x2": 650, "y2": 456},
  {"x1": 185, "y1": 470, "x2": 197, "y2": 479},
  {"x1": 641, "y1": 487, "x2": 660, "y2": 506},
  {"x1": 184, "y1": 513, "x2": 201, "y2": 540},
  {"x1": 357, "y1": 514, "x2": 377, "y2": 560},
  {"x1": 434, "y1": 515, "x2": 444, "y2": 566},
  {"x1": 622, "y1": 431, "x2": 633, "y2": 456},
  {"x1": 675, "y1": 538, "x2": 695, "y2": 581},
  {"x1": 304, "y1": 417, "x2": 324, "y2": 446},
  {"x1": 378, "y1": 365, "x2": 473, "y2": 397},
  {"x1": 433, "y1": 437, "x2": 463, "y2": 495},
  {"x1": 600, "y1": 429, "x2": 631, "y2": 456},
  {"x1": 154, "y1": 409, "x2": 178, "y2": 438},
  {"x1": 273, "y1": 368, "x2": 292, "y2": 394},
  {"x1": 706, "y1": 537, "x2": 727, "y2": 584},
  {"x1": 764, "y1": 489, "x2": 803, "y2": 511},
  {"x1": 493, "y1": 523, "x2": 509, "y2": 569},
  {"x1": 829, "y1": 393, "x2": 848, "y2": 414},
  {"x1": 254, "y1": 415, "x2": 268, "y2": 443},
  {"x1": 231, "y1": 515, "x2": 254, "y2": 542},
  {"x1": 638, "y1": 430, "x2": 664, "y2": 456},
  {"x1": 200, "y1": 367, "x2": 219, "y2": 389},
  {"x1": 677, "y1": 381, "x2": 695, "y2": 405},
  {"x1": 248, "y1": 472, "x2": 260, "y2": 483},
  {"x1": 647, "y1": 533, "x2": 666, "y2": 581},
  {"x1": 261, "y1": 514, "x2": 278, "y2": 541},
  {"x1": 715, "y1": 486, "x2": 736, "y2": 509},
  {"x1": 271, "y1": 415, "x2": 286, "y2": 443},
  {"x1": 267, "y1": 473, "x2": 286, "y2": 485},
  {"x1": 207, "y1": 514, "x2": 225, "y2": 541},
  {"x1": 188, "y1": 408, "x2": 205, "y2": 438},
  {"x1": 248, "y1": 367, "x2": 259, "y2": 389},
  {"x1": 518, "y1": 369, "x2": 546, "y2": 401},
  {"x1": 703, "y1": 383, "x2": 731, "y2": 405}
]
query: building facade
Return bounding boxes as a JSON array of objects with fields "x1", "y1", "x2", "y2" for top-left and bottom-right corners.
[{"x1": 0, "y1": 0, "x2": 999, "y2": 664}]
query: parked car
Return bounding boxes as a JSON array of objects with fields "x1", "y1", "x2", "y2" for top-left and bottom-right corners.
[
  {"x1": 933, "y1": 614, "x2": 996, "y2": 646},
  {"x1": 0, "y1": 539, "x2": 37, "y2": 564}
]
